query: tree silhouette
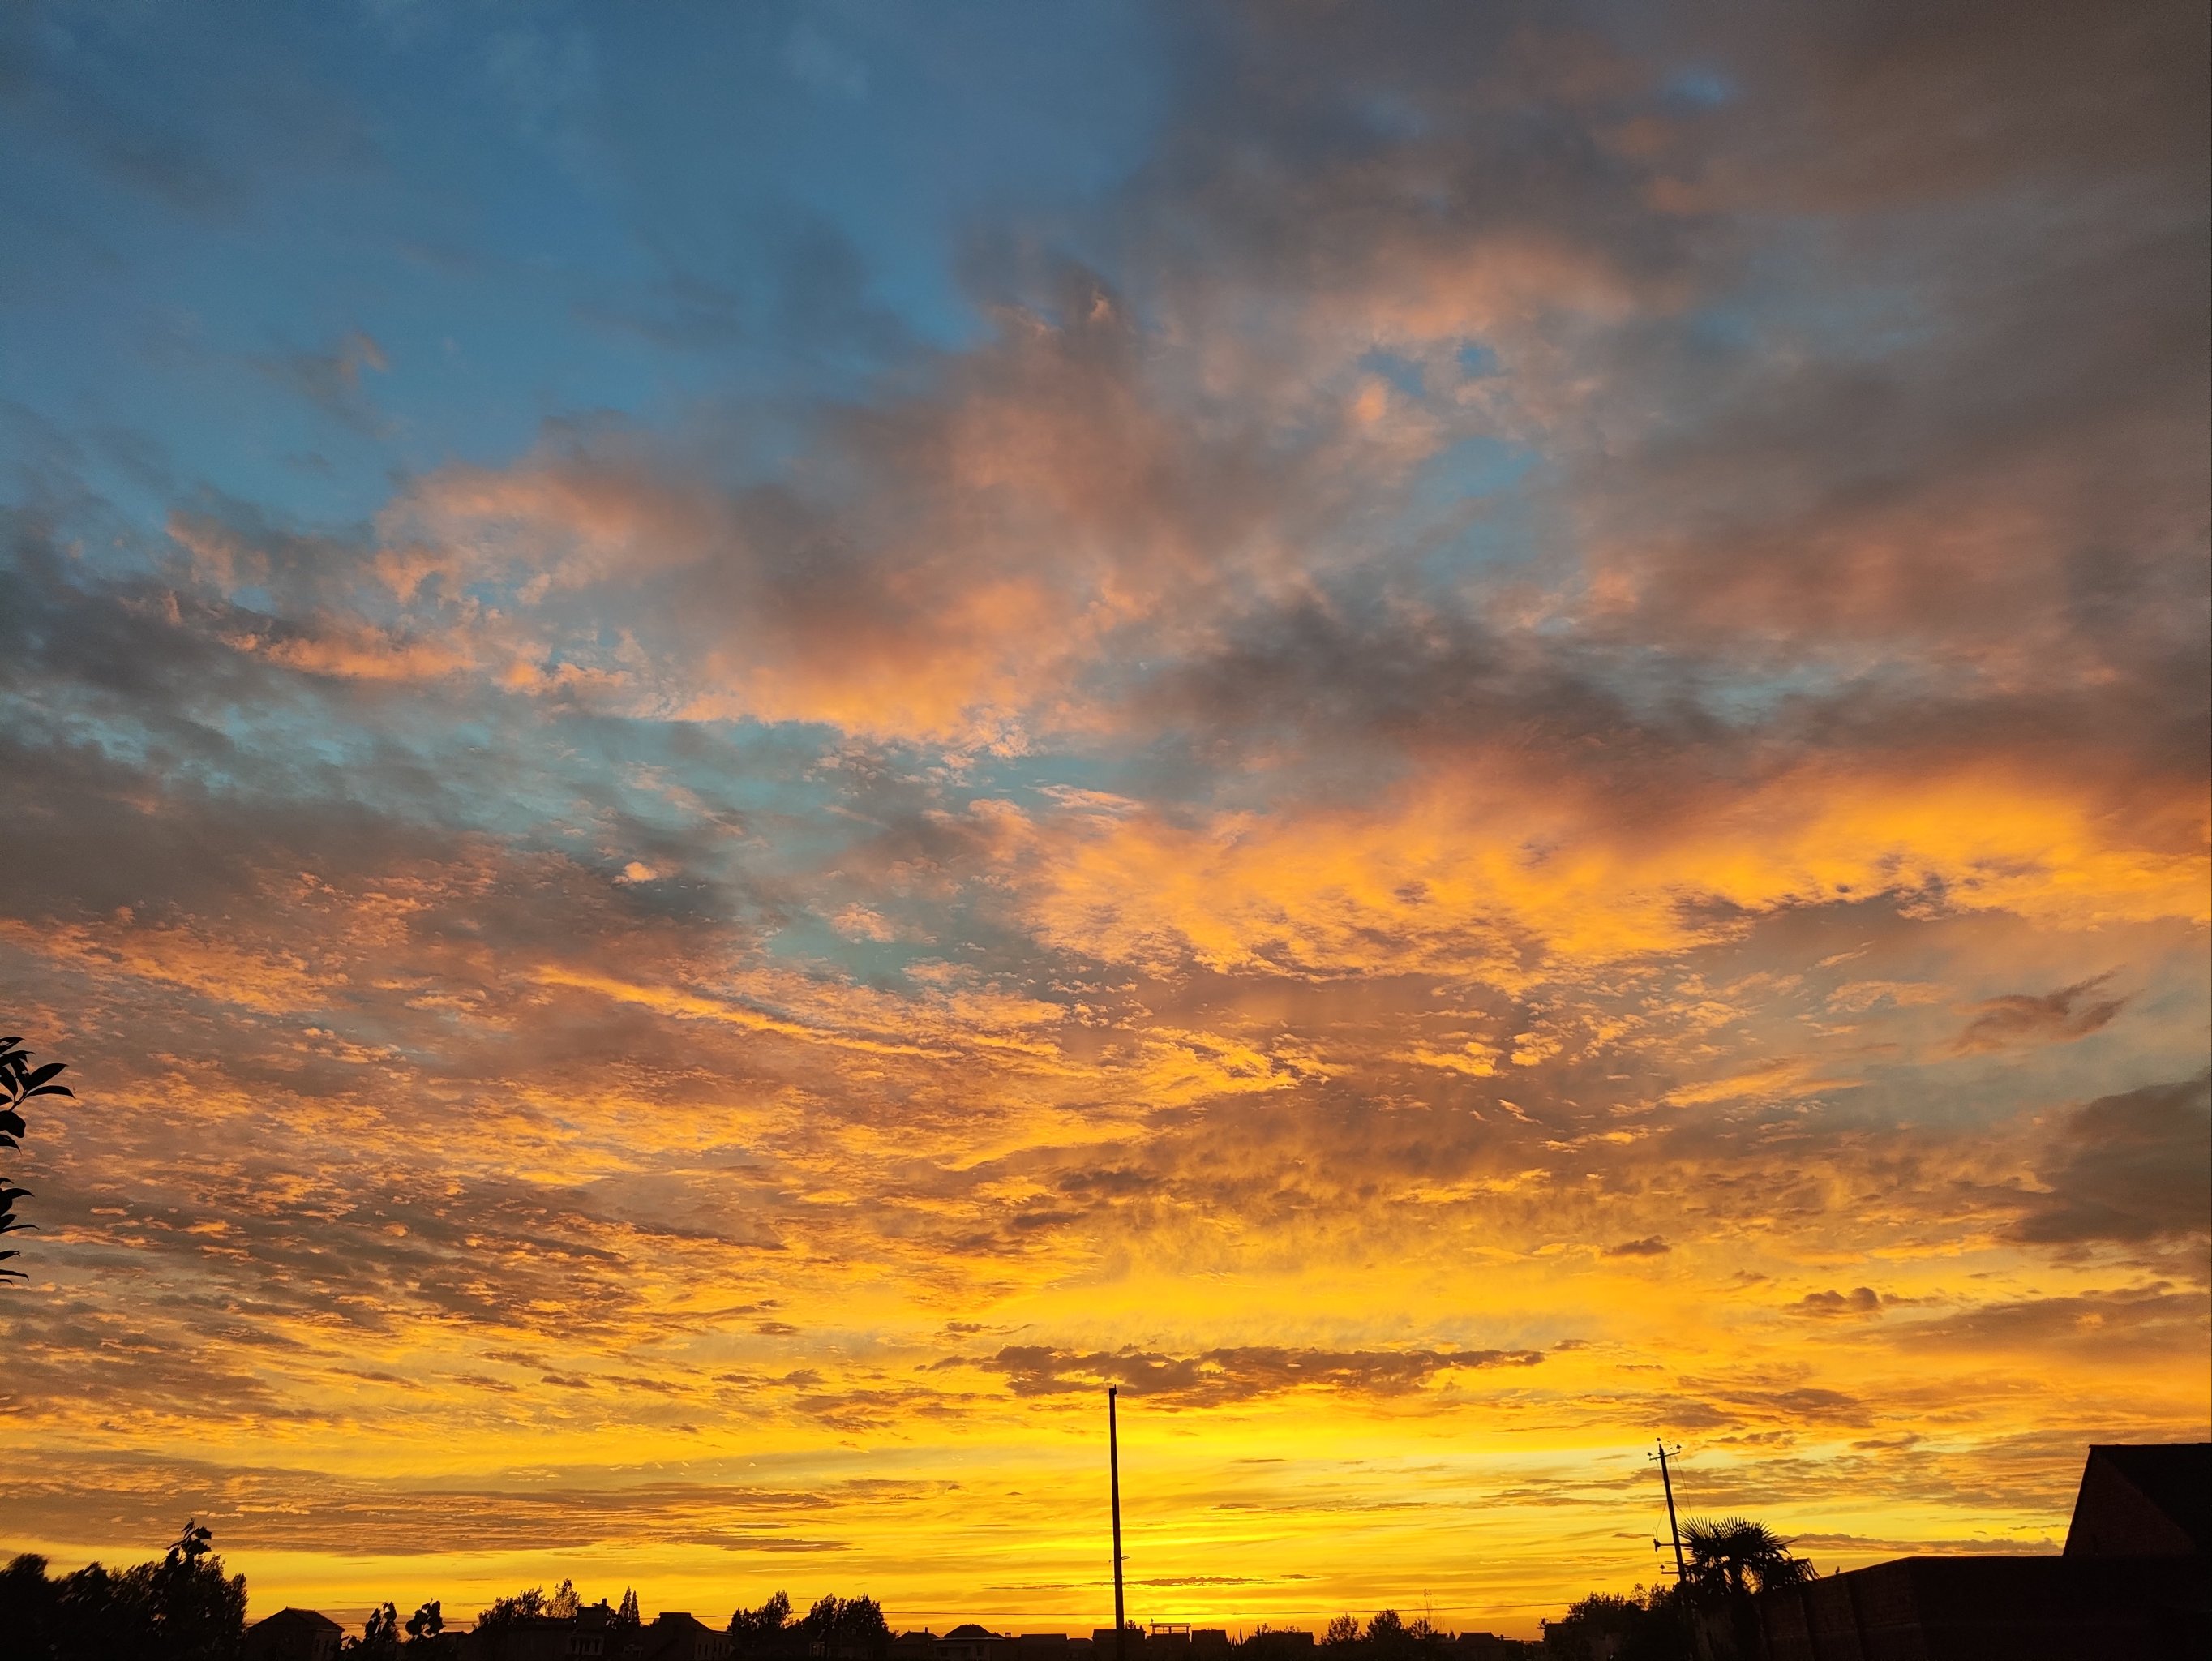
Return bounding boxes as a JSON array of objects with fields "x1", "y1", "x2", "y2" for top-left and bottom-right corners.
[
  {"x1": 1362, "y1": 1612, "x2": 1418, "y2": 1659},
  {"x1": 405, "y1": 1600, "x2": 445, "y2": 1646},
  {"x1": 2, "y1": 1520, "x2": 250, "y2": 1660},
  {"x1": 165, "y1": 1522, "x2": 213, "y2": 1569},
  {"x1": 1, "y1": 1553, "x2": 62, "y2": 1655},
  {"x1": 1, "y1": 1034, "x2": 71, "y2": 1285},
  {"x1": 1541, "y1": 1589, "x2": 1687, "y2": 1661},
  {"x1": 474, "y1": 1586, "x2": 552, "y2": 1660},
  {"x1": 1322, "y1": 1616, "x2": 1361, "y2": 1646},
  {"x1": 1681, "y1": 1517, "x2": 1815, "y2": 1601},
  {"x1": 614, "y1": 1588, "x2": 641, "y2": 1633},
  {"x1": 344, "y1": 1601, "x2": 402, "y2": 1655},
  {"x1": 730, "y1": 1588, "x2": 795, "y2": 1653},
  {"x1": 146, "y1": 1521, "x2": 246, "y2": 1661},
  {"x1": 802, "y1": 1594, "x2": 890, "y2": 1661},
  {"x1": 480, "y1": 1586, "x2": 550, "y2": 1624}
]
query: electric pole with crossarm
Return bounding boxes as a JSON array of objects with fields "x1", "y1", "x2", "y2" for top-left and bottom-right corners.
[
  {"x1": 1653, "y1": 1438, "x2": 1687, "y2": 1586},
  {"x1": 1651, "y1": 1439, "x2": 1708, "y2": 1661}
]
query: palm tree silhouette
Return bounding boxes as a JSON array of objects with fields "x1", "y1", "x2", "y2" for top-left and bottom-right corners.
[{"x1": 1682, "y1": 1517, "x2": 1815, "y2": 1600}]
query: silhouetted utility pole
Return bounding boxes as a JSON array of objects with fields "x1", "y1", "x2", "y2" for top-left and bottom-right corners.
[
  {"x1": 1109, "y1": 1388, "x2": 1127, "y2": 1661},
  {"x1": 1652, "y1": 1439, "x2": 1687, "y2": 1586},
  {"x1": 1651, "y1": 1439, "x2": 1705, "y2": 1661}
]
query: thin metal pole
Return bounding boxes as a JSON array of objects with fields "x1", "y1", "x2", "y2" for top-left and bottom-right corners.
[{"x1": 1110, "y1": 1388, "x2": 1126, "y2": 1661}]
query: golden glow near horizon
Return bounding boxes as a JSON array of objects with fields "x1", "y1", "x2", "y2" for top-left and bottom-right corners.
[{"x1": 2, "y1": 0, "x2": 2207, "y2": 1644}]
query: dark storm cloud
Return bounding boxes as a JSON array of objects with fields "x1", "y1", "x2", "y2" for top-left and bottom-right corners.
[{"x1": 2010, "y1": 1075, "x2": 2212, "y2": 1247}]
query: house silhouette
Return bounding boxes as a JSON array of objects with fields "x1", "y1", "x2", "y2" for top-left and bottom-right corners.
[
  {"x1": 242, "y1": 1607, "x2": 344, "y2": 1661},
  {"x1": 1750, "y1": 1442, "x2": 2210, "y2": 1660}
]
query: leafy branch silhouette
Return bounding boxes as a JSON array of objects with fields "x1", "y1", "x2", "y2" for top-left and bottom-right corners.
[{"x1": 1, "y1": 1034, "x2": 72, "y2": 1286}]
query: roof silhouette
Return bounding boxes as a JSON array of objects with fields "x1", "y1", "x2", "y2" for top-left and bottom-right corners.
[
  {"x1": 2066, "y1": 1443, "x2": 2212, "y2": 1557},
  {"x1": 251, "y1": 1611, "x2": 342, "y2": 1629}
]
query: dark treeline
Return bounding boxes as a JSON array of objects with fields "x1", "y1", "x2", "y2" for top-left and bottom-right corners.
[
  {"x1": 1538, "y1": 1520, "x2": 1817, "y2": 1661},
  {"x1": 1, "y1": 1523, "x2": 244, "y2": 1661},
  {"x1": 0, "y1": 1515, "x2": 1812, "y2": 1660},
  {"x1": 731, "y1": 1589, "x2": 893, "y2": 1658},
  {"x1": 1318, "y1": 1611, "x2": 1487, "y2": 1653},
  {"x1": 0, "y1": 1528, "x2": 897, "y2": 1661}
]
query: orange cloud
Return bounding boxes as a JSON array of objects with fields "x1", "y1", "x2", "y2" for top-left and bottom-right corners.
[{"x1": 1017, "y1": 761, "x2": 2208, "y2": 985}]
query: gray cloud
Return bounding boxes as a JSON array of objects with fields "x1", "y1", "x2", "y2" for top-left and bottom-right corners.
[
  {"x1": 1954, "y1": 976, "x2": 2128, "y2": 1054},
  {"x1": 249, "y1": 330, "x2": 391, "y2": 434},
  {"x1": 2011, "y1": 1075, "x2": 2212, "y2": 1246},
  {"x1": 1792, "y1": 1287, "x2": 1881, "y2": 1318},
  {"x1": 1902, "y1": 1285, "x2": 2205, "y2": 1352},
  {"x1": 980, "y1": 1343, "x2": 1544, "y2": 1406}
]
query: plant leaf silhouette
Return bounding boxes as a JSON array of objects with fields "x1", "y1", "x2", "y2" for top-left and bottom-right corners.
[{"x1": 0, "y1": 1035, "x2": 67, "y2": 1285}]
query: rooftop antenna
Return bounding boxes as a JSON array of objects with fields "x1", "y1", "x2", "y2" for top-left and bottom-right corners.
[{"x1": 1109, "y1": 1387, "x2": 1127, "y2": 1661}]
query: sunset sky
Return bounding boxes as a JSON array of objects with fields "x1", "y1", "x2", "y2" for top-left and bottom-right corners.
[{"x1": 2, "y1": 0, "x2": 2207, "y2": 1642}]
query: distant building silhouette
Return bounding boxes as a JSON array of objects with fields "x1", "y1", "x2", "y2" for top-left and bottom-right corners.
[
  {"x1": 1014, "y1": 1630, "x2": 1097, "y2": 1661},
  {"x1": 1234, "y1": 1632, "x2": 1313, "y2": 1660},
  {"x1": 475, "y1": 1603, "x2": 615, "y2": 1659},
  {"x1": 243, "y1": 1607, "x2": 344, "y2": 1661},
  {"x1": 1437, "y1": 1637, "x2": 1524, "y2": 1661},
  {"x1": 228, "y1": 1605, "x2": 1534, "y2": 1661},
  {"x1": 1750, "y1": 1442, "x2": 2210, "y2": 1660},
  {"x1": 641, "y1": 1612, "x2": 733, "y2": 1661},
  {"x1": 937, "y1": 1622, "x2": 1009, "y2": 1661}
]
